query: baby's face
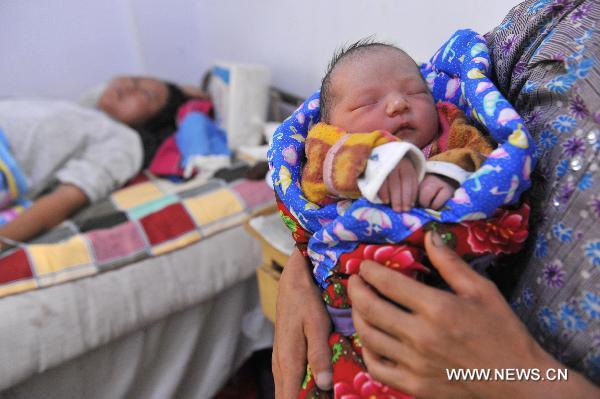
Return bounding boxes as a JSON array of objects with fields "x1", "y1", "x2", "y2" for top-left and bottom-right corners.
[{"x1": 327, "y1": 48, "x2": 439, "y2": 149}]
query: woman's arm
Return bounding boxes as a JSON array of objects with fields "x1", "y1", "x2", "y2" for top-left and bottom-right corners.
[
  {"x1": 181, "y1": 85, "x2": 208, "y2": 99},
  {"x1": 272, "y1": 248, "x2": 333, "y2": 399},
  {"x1": 0, "y1": 184, "x2": 88, "y2": 246},
  {"x1": 349, "y1": 232, "x2": 600, "y2": 398}
]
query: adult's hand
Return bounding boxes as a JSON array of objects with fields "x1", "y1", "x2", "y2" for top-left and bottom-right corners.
[
  {"x1": 272, "y1": 248, "x2": 333, "y2": 399},
  {"x1": 348, "y1": 232, "x2": 600, "y2": 399},
  {"x1": 0, "y1": 184, "x2": 88, "y2": 246}
]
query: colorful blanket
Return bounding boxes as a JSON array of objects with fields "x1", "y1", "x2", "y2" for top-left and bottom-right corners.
[
  {"x1": 269, "y1": 29, "x2": 536, "y2": 398},
  {"x1": 269, "y1": 29, "x2": 537, "y2": 288},
  {"x1": 0, "y1": 168, "x2": 274, "y2": 298}
]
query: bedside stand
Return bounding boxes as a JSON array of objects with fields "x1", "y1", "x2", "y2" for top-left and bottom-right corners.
[{"x1": 245, "y1": 206, "x2": 294, "y2": 322}]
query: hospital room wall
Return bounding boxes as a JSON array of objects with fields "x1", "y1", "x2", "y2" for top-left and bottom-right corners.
[
  {"x1": 0, "y1": 0, "x2": 521, "y2": 100},
  {"x1": 0, "y1": 0, "x2": 144, "y2": 99},
  {"x1": 184, "y1": 0, "x2": 522, "y2": 98}
]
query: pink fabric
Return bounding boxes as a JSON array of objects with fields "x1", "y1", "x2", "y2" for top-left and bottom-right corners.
[
  {"x1": 422, "y1": 102, "x2": 453, "y2": 158},
  {"x1": 323, "y1": 133, "x2": 351, "y2": 198},
  {"x1": 231, "y1": 180, "x2": 273, "y2": 209},
  {"x1": 176, "y1": 99, "x2": 213, "y2": 124},
  {"x1": 422, "y1": 142, "x2": 433, "y2": 158},
  {"x1": 435, "y1": 105, "x2": 452, "y2": 153},
  {"x1": 87, "y1": 221, "x2": 146, "y2": 264},
  {"x1": 148, "y1": 136, "x2": 184, "y2": 177}
]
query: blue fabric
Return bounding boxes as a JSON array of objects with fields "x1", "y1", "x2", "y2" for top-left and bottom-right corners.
[
  {"x1": 175, "y1": 112, "x2": 230, "y2": 168},
  {"x1": 0, "y1": 127, "x2": 28, "y2": 206},
  {"x1": 268, "y1": 30, "x2": 537, "y2": 288}
]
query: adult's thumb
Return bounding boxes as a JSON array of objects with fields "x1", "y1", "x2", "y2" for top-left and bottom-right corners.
[{"x1": 425, "y1": 231, "x2": 485, "y2": 296}]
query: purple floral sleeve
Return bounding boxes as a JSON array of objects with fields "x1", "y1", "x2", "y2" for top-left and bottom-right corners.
[{"x1": 486, "y1": 0, "x2": 599, "y2": 383}]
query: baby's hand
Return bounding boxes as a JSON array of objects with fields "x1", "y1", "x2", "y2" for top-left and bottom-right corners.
[
  {"x1": 418, "y1": 174, "x2": 458, "y2": 210},
  {"x1": 378, "y1": 158, "x2": 418, "y2": 212}
]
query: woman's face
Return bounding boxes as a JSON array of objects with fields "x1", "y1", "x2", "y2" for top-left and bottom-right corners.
[{"x1": 98, "y1": 76, "x2": 168, "y2": 126}]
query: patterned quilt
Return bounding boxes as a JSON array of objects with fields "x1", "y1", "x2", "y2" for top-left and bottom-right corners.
[{"x1": 0, "y1": 167, "x2": 274, "y2": 298}]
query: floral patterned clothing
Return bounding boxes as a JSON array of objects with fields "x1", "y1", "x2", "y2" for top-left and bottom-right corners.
[
  {"x1": 486, "y1": 0, "x2": 600, "y2": 383},
  {"x1": 271, "y1": 28, "x2": 536, "y2": 398}
]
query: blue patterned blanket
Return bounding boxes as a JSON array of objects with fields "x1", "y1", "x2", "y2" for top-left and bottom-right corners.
[{"x1": 268, "y1": 29, "x2": 536, "y2": 287}]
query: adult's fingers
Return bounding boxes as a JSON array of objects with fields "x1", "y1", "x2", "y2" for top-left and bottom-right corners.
[
  {"x1": 349, "y1": 273, "x2": 421, "y2": 340},
  {"x1": 274, "y1": 320, "x2": 307, "y2": 399},
  {"x1": 357, "y1": 260, "x2": 450, "y2": 314},
  {"x1": 272, "y1": 339, "x2": 281, "y2": 396},
  {"x1": 352, "y1": 306, "x2": 419, "y2": 369},
  {"x1": 362, "y1": 347, "x2": 417, "y2": 395},
  {"x1": 304, "y1": 304, "x2": 333, "y2": 390},
  {"x1": 273, "y1": 249, "x2": 321, "y2": 398},
  {"x1": 424, "y1": 231, "x2": 493, "y2": 298}
]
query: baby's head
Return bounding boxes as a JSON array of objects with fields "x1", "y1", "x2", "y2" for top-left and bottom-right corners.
[{"x1": 320, "y1": 39, "x2": 439, "y2": 149}]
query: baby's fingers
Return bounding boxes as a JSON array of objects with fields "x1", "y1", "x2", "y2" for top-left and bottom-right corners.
[
  {"x1": 399, "y1": 162, "x2": 417, "y2": 211},
  {"x1": 387, "y1": 170, "x2": 403, "y2": 212},
  {"x1": 378, "y1": 179, "x2": 391, "y2": 204},
  {"x1": 430, "y1": 185, "x2": 453, "y2": 210}
]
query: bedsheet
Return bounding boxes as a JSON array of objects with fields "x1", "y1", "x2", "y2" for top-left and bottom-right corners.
[
  {"x1": 1, "y1": 277, "x2": 272, "y2": 399},
  {"x1": 0, "y1": 224, "x2": 271, "y2": 393},
  {"x1": 0, "y1": 171, "x2": 274, "y2": 298}
]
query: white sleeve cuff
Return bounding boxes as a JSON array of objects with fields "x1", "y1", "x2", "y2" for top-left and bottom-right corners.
[
  {"x1": 357, "y1": 141, "x2": 426, "y2": 203},
  {"x1": 426, "y1": 161, "x2": 471, "y2": 184}
]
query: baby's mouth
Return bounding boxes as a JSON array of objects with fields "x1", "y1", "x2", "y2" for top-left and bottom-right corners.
[{"x1": 391, "y1": 125, "x2": 413, "y2": 137}]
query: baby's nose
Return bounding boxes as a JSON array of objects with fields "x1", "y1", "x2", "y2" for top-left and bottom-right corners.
[{"x1": 386, "y1": 96, "x2": 409, "y2": 116}]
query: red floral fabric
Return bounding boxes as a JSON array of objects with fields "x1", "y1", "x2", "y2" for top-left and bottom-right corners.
[
  {"x1": 299, "y1": 333, "x2": 412, "y2": 399},
  {"x1": 277, "y1": 190, "x2": 530, "y2": 398}
]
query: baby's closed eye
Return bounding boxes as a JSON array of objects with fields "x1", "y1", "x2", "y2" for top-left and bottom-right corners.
[
  {"x1": 406, "y1": 89, "x2": 428, "y2": 96},
  {"x1": 350, "y1": 100, "x2": 377, "y2": 111}
]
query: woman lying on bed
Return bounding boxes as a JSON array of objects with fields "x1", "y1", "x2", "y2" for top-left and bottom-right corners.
[{"x1": 0, "y1": 77, "x2": 204, "y2": 247}]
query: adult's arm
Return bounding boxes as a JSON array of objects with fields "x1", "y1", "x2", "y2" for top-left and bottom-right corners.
[
  {"x1": 0, "y1": 184, "x2": 88, "y2": 246},
  {"x1": 181, "y1": 85, "x2": 208, "y2": 99},
  {"x1": 53, "y1": 112, "x2": 142, "y2": 203},
  {"x1": 348, "y1": 232, "x2": 600, "y2": 398},
  {"x1": 272, "y1": 248, "x2": 333, "y2": 399}
]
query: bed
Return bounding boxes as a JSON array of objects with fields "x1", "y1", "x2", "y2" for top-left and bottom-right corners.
[
  {"x1": 0, "y1": 86, "x2": 305, "y2": 398},
  {"x1": 0, "y1": 165, "x2": 275, "y2": 398}
]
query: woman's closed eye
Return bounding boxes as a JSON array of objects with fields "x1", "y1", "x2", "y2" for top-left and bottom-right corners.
[{"x1": 142, "y1": 89, "x2": 154, "y2": 102}]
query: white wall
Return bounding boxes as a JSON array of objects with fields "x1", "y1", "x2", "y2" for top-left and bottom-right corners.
[
  {"x1": 130, "y1": 0, "x2": 206, "y2": 86},
  {"x1": 190, "y1": 0, "x2": 522, "y2": 98},
  {"x1": 0, "y1": 0, "x2": 522, "y2": 100},
  {"x1": 0, "y1": 0, "x2": 144, "y2": 99}
]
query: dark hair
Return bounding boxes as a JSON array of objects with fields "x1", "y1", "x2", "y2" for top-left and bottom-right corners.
[
  {"x1": 135, "y1": 82, "x2": 192, "y2": 167},
  {"x1": 320, "y1": 38, "x2": 414, "y2": 121}
]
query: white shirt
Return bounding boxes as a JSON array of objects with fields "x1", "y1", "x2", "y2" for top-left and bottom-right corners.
[{"x1": 0, "y1": 99, "x2": 142, "y2": 202}]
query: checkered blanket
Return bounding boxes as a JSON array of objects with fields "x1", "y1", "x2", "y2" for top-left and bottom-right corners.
[{"x1": 0, "y1": 169, "x2": 274, "y2": 297}]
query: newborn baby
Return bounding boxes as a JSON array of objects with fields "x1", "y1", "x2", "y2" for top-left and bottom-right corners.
[
  {"x1": 302, "y1": 40, "x2": 492, "y2": 213},
  {"x1": 295, "y1": 40, "x2": 496, "y2": 399}
]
